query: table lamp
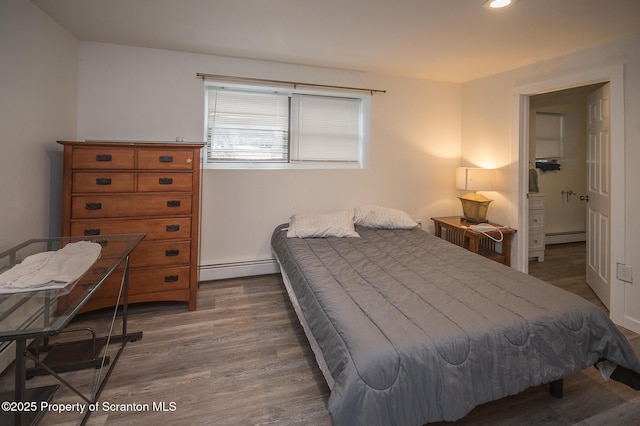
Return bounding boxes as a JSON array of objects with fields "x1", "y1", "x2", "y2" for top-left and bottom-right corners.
[{"x1": 456, "y1": 167, "x2": 495, "y2": 223}]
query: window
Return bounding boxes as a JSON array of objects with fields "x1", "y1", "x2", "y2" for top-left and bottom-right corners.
[
  {"x1": 535, "y1": 112, "x2": 564, "y2": 159},
  {"x1": 205, "y1": 82, "x2": 369, "y2": 168}
]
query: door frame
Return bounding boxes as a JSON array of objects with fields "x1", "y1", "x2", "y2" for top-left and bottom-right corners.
[{"x1": 512, "y1": 64, "x2": 627, "y2": 326}]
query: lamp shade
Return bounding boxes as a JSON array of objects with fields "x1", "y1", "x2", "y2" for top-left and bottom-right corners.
[{"x1": 456, "y1": 167, "x2": 495, "y2": 191}]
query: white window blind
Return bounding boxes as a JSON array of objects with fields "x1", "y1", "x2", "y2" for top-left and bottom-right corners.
[
  {"x1": 290, "y1": 95, "x2": 361, "y2": 163},
  {"x1": 207, "y1": 89, "x2": 289, "y2": 161},
  {"x1": 535, "y1": 112, "x2": 563, "y2": 159}
]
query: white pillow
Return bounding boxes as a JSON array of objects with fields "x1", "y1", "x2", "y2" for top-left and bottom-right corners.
[
  {"x1": 287, "y1": 210, "x2": 360, "y2": 238},
  {"x1": 354, "y1": 204, "x2": 418, "y2": 229}
]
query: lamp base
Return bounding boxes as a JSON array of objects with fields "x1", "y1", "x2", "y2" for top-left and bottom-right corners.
[
  {"x1": 458, "y1": 193, "x2": 493, "y2": 223},
  {"x1": 461, "y1": 216, "x2": 489, "y2": 224}
]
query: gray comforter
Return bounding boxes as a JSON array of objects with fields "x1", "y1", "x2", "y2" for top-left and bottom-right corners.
[{"x1": 271, "y1": 224, "x2": 640, "y2": 425}]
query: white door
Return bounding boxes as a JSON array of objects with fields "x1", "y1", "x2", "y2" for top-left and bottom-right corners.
[{"x1": 586, "y1": 83, "x2": 611, "y2": 308}]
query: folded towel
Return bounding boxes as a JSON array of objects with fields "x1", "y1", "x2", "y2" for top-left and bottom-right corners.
[
  {"x1": 0, "y1": 241, "x2": 102, "y2": 293},
  {"x1": 536, "y1": 161, "x2": 561, "y2": 172},
  {"x1": 529, "y1": 168, "x2": 539, "y2": 192}
]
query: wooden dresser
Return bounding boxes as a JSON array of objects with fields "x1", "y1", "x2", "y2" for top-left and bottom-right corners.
[{"x1": 58, "y1": 140, "x2": 204, "y2": 312}]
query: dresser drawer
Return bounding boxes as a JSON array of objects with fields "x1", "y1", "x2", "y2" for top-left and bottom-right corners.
[
  {"x1": 529, "y1": 211, "x2": 545, "y2": 229},
  {"x1": 72, "y1": 172, "x2": 135, "y2": 193},
  {"x1": 137, "y1": 149, "x2": 195, "y2": 170},
  {"x1": 529, "y1": 232, "x2": 545, "y2": 250},
  {"x1": 94, "y1": 265, "x2": 191, "y2": 297},
  {"x1": 131, "y1": 266, "x2": 191, "y2": 294},
  {"x1": 72, "y1": 148, "x2": 135, "y2": 169},
  {"x1": 70, "y1": 217, "x2": 191, "y2": 240},
  {"x1": 529, "y1": 196, "x2": 544, "y2": 209},
  {"x1": 137, "y1": 172, "x2": 193, "y2": 192},
  {"x1": 130, "y1": 240, "x2": 191, "y2": 268},
  {"x1": 72, "y1": 193, "x2": 192, "y2": 218}
]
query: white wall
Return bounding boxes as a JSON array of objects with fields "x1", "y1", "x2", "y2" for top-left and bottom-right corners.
[
  {"x1": 0, "y1": 0, "x2": 78, "y2": 373},
  {"x1": 76, "y1": 42, "x2": 463, "y2": 279},
  {"x1": 0, "y1": 0, "x2": 78, "y2": 249},
  {"x1": 461, "y1": 35, "x2": 640, "y2": 332}
]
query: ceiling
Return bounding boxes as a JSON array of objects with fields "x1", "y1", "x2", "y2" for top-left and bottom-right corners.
[{"x1": 30, "y1": 0, "x2": 640, "y2": 83}]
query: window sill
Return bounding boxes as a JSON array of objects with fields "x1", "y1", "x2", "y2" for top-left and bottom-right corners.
[{"x1": 203, "y1": 161, "x2": 363, "y2": 170}]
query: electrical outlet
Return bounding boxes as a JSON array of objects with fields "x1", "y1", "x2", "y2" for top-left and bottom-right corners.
[
  {"x1": 616, "y1": 263, "x2": 633, "y2": 283},
  {"x1": 416, "y1": 219, "x2": 423, "y2": 229}
]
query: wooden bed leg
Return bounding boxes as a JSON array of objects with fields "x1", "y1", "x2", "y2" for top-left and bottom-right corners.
[{"x1": 549, "y1": 379, "x2": 563, "y2": 398}]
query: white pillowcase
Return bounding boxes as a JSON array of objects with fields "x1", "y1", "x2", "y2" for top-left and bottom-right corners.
[
  {"x1": 287, "y1": 210, "x2": 360, "y2": 238},
  {"x1": 354, "y1": 204, "x2": 418, "y2": 229}
]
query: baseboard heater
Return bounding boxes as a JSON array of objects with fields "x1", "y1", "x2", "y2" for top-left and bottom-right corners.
[
  {"x1": 546, "y1": 231, "x2": 586, "y2": 245},
  {"x1": 199, "y1": 258, "x2": 279, "y2": 282}
]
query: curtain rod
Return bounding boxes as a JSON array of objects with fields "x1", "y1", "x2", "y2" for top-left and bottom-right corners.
[{"x1": 196, "y1": 73, "x2": 386, "y2": 95}]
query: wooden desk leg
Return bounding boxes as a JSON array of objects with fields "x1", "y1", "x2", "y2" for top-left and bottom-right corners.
[
  {"x1": 434, "y1": 222, "x2": 442, "y2": 238},
  {"x1": 468, "y1": 236, "x2": 480, "y2": 253},
  {"x1": 503, "y1": 234, "x2": 512, "y2": 266}
]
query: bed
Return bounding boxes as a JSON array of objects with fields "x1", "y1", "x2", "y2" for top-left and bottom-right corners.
[{"x1": 270, "y1": 207, "x2": 640, "y2": 426}]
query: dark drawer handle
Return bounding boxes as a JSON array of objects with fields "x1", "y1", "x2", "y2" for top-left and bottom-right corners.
[
  {"x1": 166, "y1": 224, "x2": 180, "y2": 232},
  {"x1": 159, "y1": 155, "x2": 174, "y2": 163},
  {"x1": 164, "y1": 275, "x2": 179, "y2": 283},
  {"x1": 86, "y1": 202, "x2": 102, "y2": 210},
  {"x1": 96, "y1": 177, "x2": 112, "y2": 185},
  {"x1": 84, "y1": 228, "x2": 101, "y2": 236},
  {"x1": 165, "y1": 249, "x2": 180, "y2": 257},
  {"x1": 158, "y1": 177, "x2": 173, "y2": 185},
  {"x1": 96, "y1": 154, "x2": 112, "y2": 162},
  {"x1": 167, "y1": 200, "x2": 181, "y2": 207}
]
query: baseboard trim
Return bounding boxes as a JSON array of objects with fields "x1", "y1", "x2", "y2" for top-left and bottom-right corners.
[
  {"x1": 199, "y1": 258, "x2": 280, "y2": 282},
  {"x1": 546, "y1": 232, "x2": 586, "y2": 245},
  {"x1": 622, "y1": 315, "x2": 640, "y2": 335}
]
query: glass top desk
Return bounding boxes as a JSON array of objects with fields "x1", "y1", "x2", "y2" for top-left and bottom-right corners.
[{"x1": 0, "y1": 233, "x2": 145, "y2": 425}]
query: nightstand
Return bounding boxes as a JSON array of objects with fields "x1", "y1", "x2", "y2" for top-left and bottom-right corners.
[{"x1": 431, "y1": 216, "x2": 517, "y2": 266}]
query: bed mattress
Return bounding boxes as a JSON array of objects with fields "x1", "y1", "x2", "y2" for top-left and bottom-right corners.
[{"x1": 271, "y1": 224, "x2": 640, "y2": 425}]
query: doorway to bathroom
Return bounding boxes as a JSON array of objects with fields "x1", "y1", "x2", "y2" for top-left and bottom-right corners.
[{"x1": 527, "y1": 82, "x2": 609, "y2": 307}]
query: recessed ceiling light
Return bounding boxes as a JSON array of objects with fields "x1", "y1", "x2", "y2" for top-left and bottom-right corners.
[{"x1": 484, "y1": 0, "x2": 517, "y2": 9}]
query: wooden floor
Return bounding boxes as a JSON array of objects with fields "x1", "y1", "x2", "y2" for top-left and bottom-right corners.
[{"x1": 1, "y1": 242, "x2": 639, "y2": 425}]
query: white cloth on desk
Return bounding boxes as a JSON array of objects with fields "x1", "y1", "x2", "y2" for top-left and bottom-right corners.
[{"x1": 0, "y1": 241, "x2": 102, "y2": 293}]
